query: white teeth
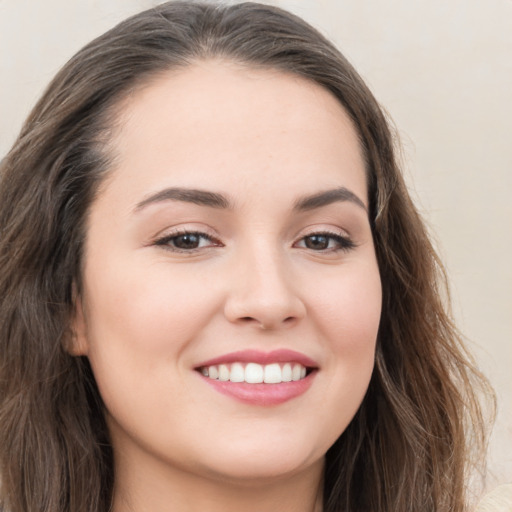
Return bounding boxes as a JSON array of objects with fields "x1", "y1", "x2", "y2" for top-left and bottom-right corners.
[
  {"x1": 200, "y1": 362, "x2": 309, "y2": 384},
  {"x1": 263, "y1": 363, "x2": 281, "y2": 383},
  {"x1": 218, "y1": 364, "x2": 230, "y2": 381},
  {"x1": 282, "y1": 363, "x2": 292, "y2": 382},
  {"x1": 229, "y1": 362, "x2": 245, "y2": 382},
  {"x1": 208, "y1": 365, "x2": 219, "y2": 379},
  {"x1": 292, "y1": 364, "x2": 302, "y2": 381},
  {"x1": 245, "y1": 363, "x2": 264, "y2": 383}
]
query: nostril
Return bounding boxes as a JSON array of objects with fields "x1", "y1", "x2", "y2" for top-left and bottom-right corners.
[{"x1": 236, "y1": 315, "x2": 298, "y2": 329}]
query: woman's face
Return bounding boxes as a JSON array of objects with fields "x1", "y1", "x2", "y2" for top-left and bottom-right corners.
[{"x1": 73, "y1": 61, "x2": 382, "y2": 486}]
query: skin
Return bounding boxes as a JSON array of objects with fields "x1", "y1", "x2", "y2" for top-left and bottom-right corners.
[{"x1": 72, "y1": 61, "x2": 382, "y2": 512}]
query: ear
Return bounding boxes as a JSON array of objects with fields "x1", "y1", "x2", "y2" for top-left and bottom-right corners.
[{"x1": 66, "y1": 285, "x2": 90, "y2": 356}]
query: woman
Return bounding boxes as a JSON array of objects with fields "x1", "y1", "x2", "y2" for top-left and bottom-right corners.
[{"x1": 0, "y1": 2, "x2": 493, "y2": 511}]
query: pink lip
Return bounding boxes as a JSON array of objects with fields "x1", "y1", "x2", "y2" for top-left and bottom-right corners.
[
  {"x1": 194, "y1": 349, "x2": 318, "y2": 406},
  {"x1": 199, "y1": 375, "x2": 316, "y2": 406},
  {"x1": 195, "y1": 349, "x2": 318, "y2": 369}
]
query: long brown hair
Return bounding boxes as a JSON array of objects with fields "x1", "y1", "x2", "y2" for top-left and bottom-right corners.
[{"x1": 0, "y1": 2, "x2": 493, "y2": 511}]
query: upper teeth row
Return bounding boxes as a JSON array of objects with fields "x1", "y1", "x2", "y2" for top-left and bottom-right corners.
[{"x1": 201, "y1": 362, "x2": 307, "y2": 384}]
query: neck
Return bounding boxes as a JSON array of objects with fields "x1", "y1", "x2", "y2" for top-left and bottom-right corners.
[{"x1": 111, "y1": 448, "x2": 324, "y2": 512}]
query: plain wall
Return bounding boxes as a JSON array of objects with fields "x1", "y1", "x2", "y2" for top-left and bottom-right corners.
[{"x1": 1, "y1": 0, "x2": 510, "y2": 489}]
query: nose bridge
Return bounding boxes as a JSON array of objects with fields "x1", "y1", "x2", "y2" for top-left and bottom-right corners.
[{"x1": 224, "y1": 237, "x2": 305, "y2": 328}]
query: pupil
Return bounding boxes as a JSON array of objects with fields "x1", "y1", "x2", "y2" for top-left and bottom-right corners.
[
  {"x1": 175, "y1": 234, "x2": 199, "y2": 249},
  {"x1": 306, "y1": 235, "x2": 328, "y2": 250}
]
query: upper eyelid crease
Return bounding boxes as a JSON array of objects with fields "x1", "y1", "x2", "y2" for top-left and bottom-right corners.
[
  {"x1": 154, "y1": 231, "x2": 221, "y2": 252},
  {"x1": 297, "y1": 232, "x2": 356, "y2": 249},
  {"x1": 155, "y1": 229, "x2": 355, "y2": 253},
  {"x1": 155, "y1": 230, "x2": 219, "y2": 243}
]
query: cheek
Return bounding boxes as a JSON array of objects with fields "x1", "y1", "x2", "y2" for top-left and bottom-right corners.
[
  {"x1": 311, "y1": 262, "x2": 382, "y2": 354},
  {"x1": 80, "y1": 261, "x2": 225, "y2": 416},
  {"x1": 80, "y1": 262, "x2": 217, "y2": 425},
  {"x1": 304, "y1": 261, "x2": 381, "y2": 425},
  {"x1": 84, "y1": 259, "x2": 219, "y2": 355}
]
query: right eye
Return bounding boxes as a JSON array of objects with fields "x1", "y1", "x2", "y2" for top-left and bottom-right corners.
[
  {"x1": 154, "y1": 231, "x2": 220, "y2": 252},
  {"x1": 294, "y1": 231, "x2": 356, "y2": 253}
]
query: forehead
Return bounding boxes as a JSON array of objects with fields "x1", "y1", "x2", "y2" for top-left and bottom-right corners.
[{"x1": 103, "y1": 60, "x2": 367, "y2": 207}]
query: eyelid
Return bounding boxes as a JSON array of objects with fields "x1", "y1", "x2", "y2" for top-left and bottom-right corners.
[
  {"x1": 149, "y1": 224, "x2": 357, "y2": 254},
  {"x1": 293, "y1": 228, "x2": 357, "y2": 252},
  {"x1": 152, "y1": 226, "x2": 223, "y2": 252}
]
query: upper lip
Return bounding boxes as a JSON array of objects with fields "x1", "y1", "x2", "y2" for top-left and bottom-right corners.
[{"x1": 195, "y1": 349, "x2": 318, "y2": 369}]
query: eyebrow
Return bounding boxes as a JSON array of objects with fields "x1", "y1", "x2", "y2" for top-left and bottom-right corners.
[
  {"x1": 134, "y1": 185, "x2": 367, "y2": 213},
  {"x1": 135, "y1": 187, "x2": 232, "y2": 212},
  {"x1": 293, "y1": 187, "x2": 367, "y2": 212}
]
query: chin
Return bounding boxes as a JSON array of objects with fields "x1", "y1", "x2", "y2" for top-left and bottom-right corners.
[
  {"x1": 202, "y1": 455, "x2": 323, "y2": 487},
  {"x1": 192, "y1": 434, "x2": 324, "y2": 484}
]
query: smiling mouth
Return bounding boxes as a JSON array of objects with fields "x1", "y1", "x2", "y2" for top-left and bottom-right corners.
[{"x1": 198, "y1": 362, "x2": 311, "y2": 384}]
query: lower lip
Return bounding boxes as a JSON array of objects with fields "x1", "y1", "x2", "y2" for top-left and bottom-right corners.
[{"x1": 199, "y1": 371, "x2": 316, "y2": 406}]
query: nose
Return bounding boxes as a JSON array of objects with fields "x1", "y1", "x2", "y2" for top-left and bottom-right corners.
[{"x1": 223, "y1": 246, "x2": 306, "y2": 330}]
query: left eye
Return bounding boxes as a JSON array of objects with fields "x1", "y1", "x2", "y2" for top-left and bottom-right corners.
[
  {"x1": 155, "y1": 232, "x2": 216, "y2": 251},
  {"x1": 296, "y1": 233, "x2": 355, "y2": 252}
]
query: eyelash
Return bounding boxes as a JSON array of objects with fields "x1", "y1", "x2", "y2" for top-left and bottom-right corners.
[
  {"x1": 154, "y1": 229, "x2": 356, "y2": 254},
  {"x1": 293, "y1": 231, "x2": 356, "y2": 252},
  {"x1": 154, "y1": 229, "x2": 222, "y2": 253}
]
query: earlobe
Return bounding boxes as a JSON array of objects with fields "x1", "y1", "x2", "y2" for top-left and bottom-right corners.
[{"x1": 67, "y1": 287, "x2": 90, "y2": 356}]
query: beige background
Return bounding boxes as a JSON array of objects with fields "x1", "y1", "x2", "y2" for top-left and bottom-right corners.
[{"x1": 1, "y1": 0, "x2": 510, "y2": 489}]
